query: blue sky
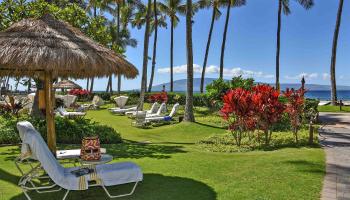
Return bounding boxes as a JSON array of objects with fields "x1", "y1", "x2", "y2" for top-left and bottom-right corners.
[{"x1": 7, "y1": 0, "x2": 350, "y2": 90}]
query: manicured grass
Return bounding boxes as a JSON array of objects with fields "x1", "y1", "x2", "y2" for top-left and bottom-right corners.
[
  {"x1": 318, "y1": 105, "x2": 350, "y2": 112},
  {"x1": 0, "y1": 107, "x2": 325, "y2": 200}
]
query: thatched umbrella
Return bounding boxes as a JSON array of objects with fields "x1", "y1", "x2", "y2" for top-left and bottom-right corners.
[
  {"x1": 54, "y1": 80, "x2": 81, "y2": 90},
  {"x1": 0, "y1": 14, "x2": 138, "y2": 154}
]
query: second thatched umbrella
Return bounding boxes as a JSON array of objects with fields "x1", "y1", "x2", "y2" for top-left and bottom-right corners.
[
  {"x1": 54, "y1": 80, "x2": 82, "y2": 90},
  {"x1": 0, "y1": 14, "x2": 138, "y2": 154}
]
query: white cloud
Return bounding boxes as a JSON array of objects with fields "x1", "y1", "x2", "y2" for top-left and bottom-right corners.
[
  {"x1": 322, "y1": 73, "x2": 330, "y2": 80},
  {"x1": 157, "y1": 64, "x2": 202, "y2": 74},
  {"x1": 157, "y1": 64, "x2": 274, "y2": 79},
  {"x1": 285, "y1": 73, "x2": 318, "y2": 80}
]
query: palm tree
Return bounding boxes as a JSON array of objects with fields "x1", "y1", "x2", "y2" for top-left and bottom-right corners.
[
  {"x1": 275, "y1": 0, "x2": 314, "y2": 91},
  {"x1": 184, "y1": 0, "x2": 194, "y2": 122},
  {"x1": 198, "y1": 0, "x2": 222, "y2": 93},
  {"x1": 159, "y1": 0, "x2": 186, "y2": 92},
  {"x1": 139, "y1": 0, "x2": 152, "y2": 110},
  {"x1": 330, "y1": 0, "x2": 344, "y2": 105},
  {"x1": 148, "y1": 4, "x2": 167, "y2": 92},
  {"x1": 219, "y1": 0, "x2": 245, "y2": 79}
]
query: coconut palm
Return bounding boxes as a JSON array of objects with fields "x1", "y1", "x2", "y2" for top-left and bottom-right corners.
[
  {"x1": 159, "y1": 0, "x2": 186, "y2": 92},
  {"x1": 330, "y1": 0, "x2": 344, "y2": 105},
  {"x1": 198, "y1": 0, "x2": 223, "y2": 93},
  {"x1": 138, "y1": 0, "x2": 152, "y2": 110},
  {"x1": 184, "y1": 0, "x2": 194, "y2": 122},
  {"x1": 103, "y1": 0, "x2": 141, "y2": 94},
  {"x1": 275, "y1": 0, "x2": 314, "y2": 91},
  {"x1": 219, "y1": 0, "x2": 245, "y2": 79},
  {"x1": 148, "y1": 4, "x2": 167, "y2": 92}
]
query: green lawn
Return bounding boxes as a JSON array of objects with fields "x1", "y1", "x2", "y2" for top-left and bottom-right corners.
[
  {"x1": 318, "y1": 105, "x2": 350, "y2": 112},
  {"x1": 0, "y1": 107, "x2": 325, "y2": 200}
]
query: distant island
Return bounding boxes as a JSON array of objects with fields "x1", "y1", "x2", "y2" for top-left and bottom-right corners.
[{"x1": 147, "y1": 78, "x2": 350, "y2": 92}]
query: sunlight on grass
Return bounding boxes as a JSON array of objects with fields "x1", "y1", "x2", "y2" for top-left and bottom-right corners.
[{"x1": 0, "y1": 107, "x2": 325, "y2": 200}]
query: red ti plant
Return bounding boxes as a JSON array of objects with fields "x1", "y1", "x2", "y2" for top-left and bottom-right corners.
[
  {"x1": 283, "y1": 88, "x2": 306, "y2": 143},
  {"x1": 251, "y1": 85, "x2": 285, "y2": 145},
  {"x1": 149, "y1": 92, "x2": 168, "y2": 103},
  {"x1": 69, "y1": 89, "x2": 91, "y2": 100},
  {"x1": 221, "y1": 88, "x2": 256, "y2": 146}
]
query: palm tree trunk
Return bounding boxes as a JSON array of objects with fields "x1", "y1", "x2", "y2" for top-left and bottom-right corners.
[
  {"x1": 219, "y1": 1, "x2": 231, "y2": 79},
  {"x1": 275, "y1": 0, "x2": 282, "y2": 91},
  {"x1": 116, "y1": 4, "x2": 121, "y2": 95},
  {"x1": 200, "y1": 7, "x2": 216, "y2": 93},
  {"x1": 139, "y1": 0, "x2": 152, "y2": 110},
  {"x1": 90, "y1": 78, "x2": 94, "y2": 93},
  {"x1": 27, "y1": 78, "x2": 31, "y2": 93},
  {"x1": 330, "y1": 0, "x2": 343, "y2": 105},
  {"x1": 86, "y1": 78, "x2": 89, "y2": 90},
  {"x1": 106, "y1": 77, "x2": 110, "y2": 92},
  {"x1": 118, "y1": 74, "x2": 121, "y2": 94},
  {"x1": 184, "y1": 0, "x2": 195, "y2": 122},
  {"x1": 170, "y1": 19, "x2": 174, "y2": 92},
  {"x1": 5, "y1": 76, "x2": 10, "y2": 88},
  {"x1": 148, "y1": 0, "x2": 158, "y2": 93}
]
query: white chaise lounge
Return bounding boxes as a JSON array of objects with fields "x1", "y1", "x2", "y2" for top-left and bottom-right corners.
[
  {"x1": 146, "y1": 103, "x2": 180, "y2": 122},
  {"x1": 56, "y1": 107, "x2": 86, "y2": 118},
  {"x1": 16, "y1": 121, "x2": 143, "y2": 200},
  {"x1": 146, "y1": 103, "x2": 166, "y2": 118},
  {"x1": 126, "y1": 102, "x2": 159, "y2": 118}
]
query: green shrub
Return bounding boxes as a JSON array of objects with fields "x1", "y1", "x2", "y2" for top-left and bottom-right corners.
[
  {"x1": 230, "y1": 76, "x2": 255, "y2": 90},
  {"x1": 0, "y1": 115, "x2": 122, "y2": 145}
]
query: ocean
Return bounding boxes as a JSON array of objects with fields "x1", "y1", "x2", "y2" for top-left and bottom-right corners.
[{"x1": 305, "y1": 90, "x2": 350, "y2": 100}]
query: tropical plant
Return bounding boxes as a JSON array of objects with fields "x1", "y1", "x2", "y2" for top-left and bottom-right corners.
[
  {"x1": 252, "y1": 84, "x2": 285, "y2": 145},
  {"x1": 148, "y1": 91, "x2": 168, "y2": 103},
  {"x1": 206, "y1": 78, "x2": 230, "y2": 109},
  {"x1": 221, "y1": 88, "x2": 256, "y2": 146},
  {"x1": 219, "y1": 0, "x2": 245, "y2": 79},
  {"x1": 283, "y1": 87, "x2": 306, "y2": 143},
  {"x1": 159, "y1": 0, "x2": 186, "y2": 92},
  {"x1": 184, "y1": 0, "x2": 195, "y2": 122},
  {"x1": 230, "y1": 75, "x2": 254, "y2": 90},
  {"x1": 275, "y1": 0, "x2": 314, "y2": 91},
  {"x1": 148, "y1": 2, "x2": 168, "y2": 92},
  {"x1": 139, "y1": 0, "x2": 152, "y2": 110},
  {"x1": 198, "y1": 0, "x2": 223, "y2": 93},
  {"x1": 330, "y1": 0, "x2": 344, "y2": 105},
  {"x1": 132, "y1": 2, "x2": 167, "y2": 93}
]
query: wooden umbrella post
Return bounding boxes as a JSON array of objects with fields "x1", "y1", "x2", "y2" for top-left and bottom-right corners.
[{"x1": 44, "y1": 71, "x2": 56, "y2": 155}]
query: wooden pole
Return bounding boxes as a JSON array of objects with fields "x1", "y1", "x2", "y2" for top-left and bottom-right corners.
[{"x1": 45, "y1": 71, "x2": 56, "y2": 155}]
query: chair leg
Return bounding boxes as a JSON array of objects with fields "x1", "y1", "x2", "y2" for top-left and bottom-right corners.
[
  {"x1": 101, "y1": 182, "x2": 139, "y2": 198},
  {"x1": 62, "y1": 190, "x2": 70, "y2": 200},
  {"x1": 22, "y1": 189, "x2": 69, "y2": 200}
]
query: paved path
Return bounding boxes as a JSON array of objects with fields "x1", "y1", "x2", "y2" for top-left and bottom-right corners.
[{"x1": 319, "y1": 112, "x2": 350, "y2": 200}]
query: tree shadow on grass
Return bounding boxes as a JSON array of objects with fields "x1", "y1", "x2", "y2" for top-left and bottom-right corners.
[
  {"x1": 1, "y1": 147, "x2": 20, "y2": 161},
  {"x1": 62, "y1": 142, "x2": 187, "y2": 160},
  {"x1": 194, "y1": 122, "x2": 225, "y2": 130},
  {"x1": 284, "y1": 160, "x2": 325, "y2": 174},
  {"x1": 9, "y1": 173, "x2": 217, "y2": 200}
]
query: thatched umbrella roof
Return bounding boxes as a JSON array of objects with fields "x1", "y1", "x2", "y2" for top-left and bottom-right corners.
[
  {"x1": 0, "y1": 14, "x2": 138, "y2": 78},
  {"x1": 54, "y1": 80, "x2": 81, "y2": 89}
]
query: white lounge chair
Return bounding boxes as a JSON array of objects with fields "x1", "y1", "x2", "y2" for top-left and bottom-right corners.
[
  {"x1": 82, "y1": 95, "x2": 104, "y2": 109},
  {"x1": 109, "y1": 106, "x2": 138, "y2": 115},
  {"x1": 114, "y1": 96, "x2": 128, "y2": 109},
  {"x1": 146, "y1": 103, "x2": 180, "y2": 122},
  {"x1": 131, "y1": 111, "x2": 149, "y2": 127},
  {"x1": 146, "y1": 103, "x2": 166, "y2": 118},
  {"x1": 16, "y1": 121, "x2": 143, "y2": 200},
  {"x1": 126, "y1": 102, "x2": 159, "y2": 118},
  {"x1": 61, "y1": 95, "x2": 77, "y2": 108},
  {"x1": 56, "y1": 107, "x2": 86, "y2": 118}
]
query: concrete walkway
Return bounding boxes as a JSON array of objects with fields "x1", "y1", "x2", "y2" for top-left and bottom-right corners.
[{"x1": 319, "y1": 112, "x2": 350, "y2": 200}]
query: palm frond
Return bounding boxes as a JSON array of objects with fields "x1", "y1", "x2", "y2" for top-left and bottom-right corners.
[
  {"x1": 295, "y1": 0, "x2": 314, "y2": 9},
  {"x1": 282, "y1": 0, "x2": 291, "y2": 15}
]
